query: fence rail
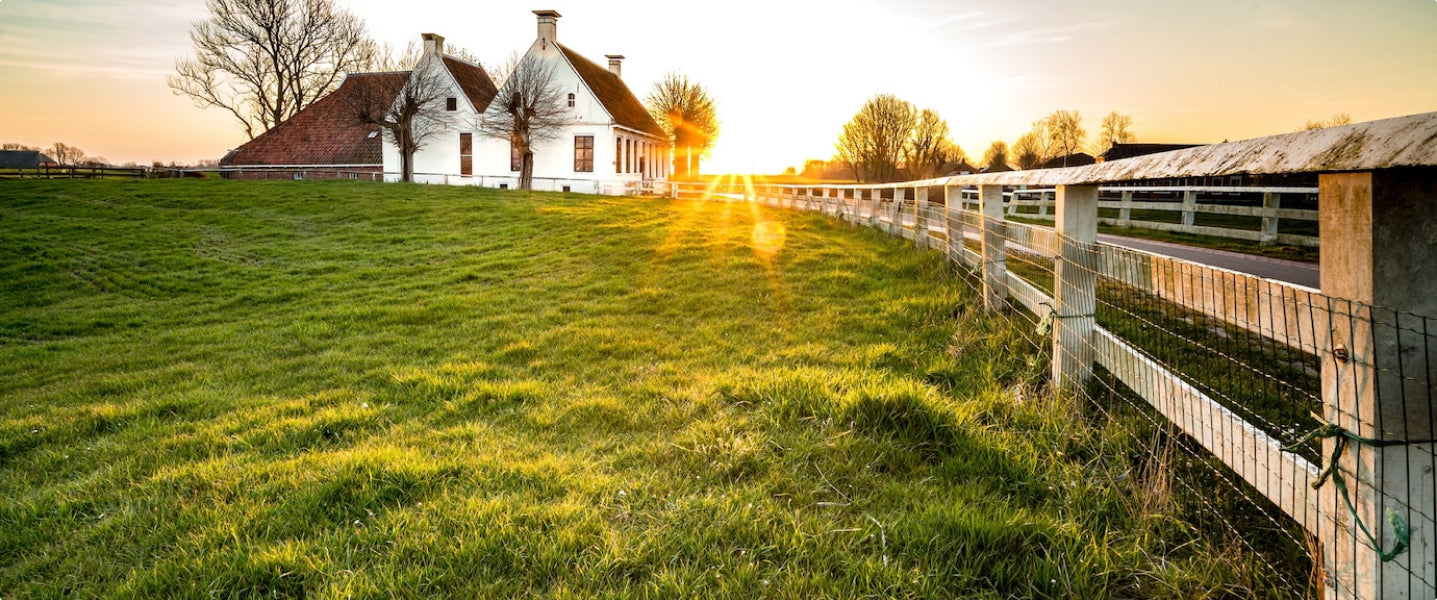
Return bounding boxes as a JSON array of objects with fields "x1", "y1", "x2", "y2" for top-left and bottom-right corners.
[
  {"x1": 671, "y1": 110, "x2": 1437, "y2": 600},
  {"x1": 0, "y1": 166, "x2": 186, "y2": 180}
]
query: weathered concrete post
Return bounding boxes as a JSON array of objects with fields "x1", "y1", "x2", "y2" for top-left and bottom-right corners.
[
  {"x1": 979, "y1": 184, "x2": 1008, "y2": 312},
  {"x1": 1118, "y1": 190, "x2": 1134, "y2": 227},
  {"x1": 1318, "y1": 170, "x2": 1437, "y2": 600},
  {"x1": 1052, "y1": 184, "x2": 1100, "y2": 387},
  {"x1": 864, "y1": 189, "x2": 879, "y2": 229},
  {"x1": 914, "y1": 187, "x2": 930, "y2": 248},
  {"x1": 891, "y1": 188, "x2": 907, "y2": 239},
  {"x1": 1182, "y1": 189, "x2": 1198, "y2": 228},
  {"x1": 945, "y1": 185, "x2": 966, "y2": 266},
  {"x1": 1260, "y1": 192, "x2": 1281, "y2": 246}
]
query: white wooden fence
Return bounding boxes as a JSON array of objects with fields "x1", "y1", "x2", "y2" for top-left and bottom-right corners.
[{"x1": 673, "y1": 111, "x2": 1437, "y2": 600}]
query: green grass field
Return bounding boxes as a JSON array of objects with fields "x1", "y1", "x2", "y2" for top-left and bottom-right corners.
[{"x1": 1, "y1": 180, "x2": 1294, "y2": 598}]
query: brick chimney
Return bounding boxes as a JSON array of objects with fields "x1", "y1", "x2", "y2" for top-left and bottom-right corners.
[
  {"x1": 605, "y1": 55, "x2": 624, "y2": 79},
  {"x1": 534, "y1": 10, "x2": 561, "y2": 45},
  {"x1": 422, "y1": 33, "x2": 445, "y2": 56}
]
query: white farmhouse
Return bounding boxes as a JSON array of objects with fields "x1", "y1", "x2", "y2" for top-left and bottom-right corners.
[{"x1": 384, "y1": 10, "x2": 670, "y2": 194}]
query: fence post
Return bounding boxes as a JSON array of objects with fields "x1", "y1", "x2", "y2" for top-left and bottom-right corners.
[
  {"x1": 1052, "y1": 184, "x2": 1100, "y2": 387},
  {"x1": 979, "y1": 184, "x2": 1008, "y2": 312},
  {"x1": 1118, "y1": 190, "x2": 1134, "y2": 227},
  {"x1": 1039, "y1": 191, "x2": 1051, "y2": 217},
  {"x1": 890, "y1": 188, "x2": 905, "y2": 238},
  {"x1": 945, "y1": 185, "x2": 966, "y2": 267},
  {"x1": 1260, "y1": 192, "x2": 1281, "y2": 245},
  {"x1": 1317, "y1": 170, "x2": 1437, "y2": 600},
  {"x1": 914, "y1": 187, "x2": 929, "y2": 248},
  {"x1": 1182, "y1": 189, "x2": 1198, "y2": 228}
]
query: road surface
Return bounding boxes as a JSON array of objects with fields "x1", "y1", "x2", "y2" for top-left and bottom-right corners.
[{"x1": 1097, "y1": 233, "x2": 1319, "y2": 289}]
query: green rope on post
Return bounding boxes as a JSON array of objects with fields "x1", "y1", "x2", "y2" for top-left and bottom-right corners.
[{"x1": 1283, "y1": 421, "x2": 1434, "y2": 563}]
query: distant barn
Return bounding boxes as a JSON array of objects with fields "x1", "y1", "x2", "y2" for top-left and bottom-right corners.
[{"x1": 0, "y1": 150, "x2": 58, "y2": 169}]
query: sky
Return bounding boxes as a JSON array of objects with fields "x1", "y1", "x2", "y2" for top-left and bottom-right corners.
[{"x1": 1, "y1": 0, "x2": 1435, "y2": 172}]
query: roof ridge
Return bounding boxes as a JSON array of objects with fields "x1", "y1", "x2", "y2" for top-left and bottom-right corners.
[
  {"x1": 441, "y1": 54, "x2": 484, "y2": 69},
  {"x1": 345, "y1": 70, "x2": 413, "y2": 78}
]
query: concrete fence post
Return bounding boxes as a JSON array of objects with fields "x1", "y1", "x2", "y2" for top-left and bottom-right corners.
[
  {"x1": 893, "y1": 188, "x2": 907, "y2": 239},
  {"x1": 945, "y1": 185, "x2": 966, "y2": 267},
  {"x1": 980, "y1": 184, "x2": 1008, "y2": 312},
  {"x1": 1317, "y1": 170, "x2": 1437, "y2": 600},
  {"x1": 1260, "y1": 192, "x2": 1281, "y2": 246},
  {"x1": 1118, "y1": 190, "x2": 1134, "y2": 227},
  {"x1": 1052, "y1": 184, "x2": 1100, "y2": 387},
  {"x1": 914, "y1": 187, "x2": 930, "y2": 248},
  {"x1": 1182, "y1": 189, "x2": 1198, "y2": 228}
]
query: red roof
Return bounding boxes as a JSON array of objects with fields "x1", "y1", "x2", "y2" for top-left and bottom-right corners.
[
  {"x1": 557, "y1": 44, "x2": 665, "y2": 138},
  {"x1": 441, "y1": 56, "x2": 500, "y2": 113},
  {"x1": 221, "y1": 72, "x2": 409, "y2": 167}
]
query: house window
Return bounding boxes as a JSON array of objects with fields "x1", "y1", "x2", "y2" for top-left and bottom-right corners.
[
  {"x1": 459, "y1": 133, "x2": 472, "y2": 177},
  {"x1": 574, "y1": 135, "x2": 594, "y2": 172},
  {"x1": 446, "y1": 97, "x2": 457, "y2": 111},
  {"x1": 615, "y1": 137, "x2": 623, "y2": 173},
  {"x1": 567, "y1": 93, "x2": 575, "y2": 108},
  {"x1": 510, "y1": 136, "x2": 521, "y2": 172}
]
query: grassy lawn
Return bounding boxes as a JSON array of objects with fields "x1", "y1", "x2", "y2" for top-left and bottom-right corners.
[{"x1": 2, "y1": 180, "x2": 1293, "y2": 598}]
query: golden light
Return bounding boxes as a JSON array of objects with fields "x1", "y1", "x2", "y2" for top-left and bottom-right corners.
[{"x1": 751, "y1": 219, "x2": 786, "y2": 259}]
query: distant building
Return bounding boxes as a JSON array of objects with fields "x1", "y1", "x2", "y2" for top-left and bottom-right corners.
[
  {"x1": 1098, "y1": 143, "x2": 1205, "y2": 163},
  {"x1": 0, "y1": 150, "x2": 57, "y2": 169},
  {"x1": 389, "y1": 11, "x2": 668, "y2": 193},
  {"x1": 946, "y1": 161, "x2": 981, "y2": 176},
  {"x1": 220, "y1": 10, "x2": 668, "y2": 194},
  {"x1": 1038, "y1": 152, "x2": 1096, "y2": 169},
  {"x1": 220, "y1": 72, "x2": 411, "y2": 179}
]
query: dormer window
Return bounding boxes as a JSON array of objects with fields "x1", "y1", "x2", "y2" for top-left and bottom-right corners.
[
  {"x1": 567, "y1": 93, "x2": 575, "y2": 108},
  {"x1": 446, "y1": 97, "x2": 457, "y2": 111}
]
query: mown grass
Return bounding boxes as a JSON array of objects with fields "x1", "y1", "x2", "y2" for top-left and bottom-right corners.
[{"x1": 2, "y1": 180, "x2": 1299, "y2": 598}]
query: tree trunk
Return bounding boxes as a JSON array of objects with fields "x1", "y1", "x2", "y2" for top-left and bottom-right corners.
[
  {"x1": 520, "y1": 151, "x2": 534, "y2": 190},
  {"x1": 400, "y1": 130, "x2": 414, "y2": 183}
]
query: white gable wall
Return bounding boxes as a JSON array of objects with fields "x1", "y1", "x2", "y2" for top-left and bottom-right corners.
[
  {"x1": 384, "y1": 36, "x2": 670, "y2": 194},
  {"x1": 382, "y1": 54, "x2": 483, "y2": 184}
]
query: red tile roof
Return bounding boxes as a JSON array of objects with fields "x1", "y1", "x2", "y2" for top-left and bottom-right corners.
[
  {"x1": 221, "y1": 72, "x2": 410, "y2": 167},
  {"x1": 441, "y1": 56, "x2": 500, "y2": 113},
  {"x1": 557, "y1": 44, "x2": 665, "y2": 138}
]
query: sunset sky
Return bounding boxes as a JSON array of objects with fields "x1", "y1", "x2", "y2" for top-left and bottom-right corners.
[{"x1": 2, "y1": 0, "x2": 1435, "y2": 172}]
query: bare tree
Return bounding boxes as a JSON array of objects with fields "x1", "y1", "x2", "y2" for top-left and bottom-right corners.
[
  {"x1": 981, "y1": 140, "x2": 1009, "y2": 170},
  {"x1": 366, "y1": 40, "x2": 483, "y2": 72},
  {"x1": 1301, "y1": 112, "x2": 1353, "y2": 131},
  {"x1": 1096, "y1": 111, "x2": 1135, "y2": 154},
  {"x1": 1011, "y1": 130, "x2": 1046, "y2": 170},
  {"x1": 646, "y1": 72, "x2": 719, "y2": 179},
  {"x1": 905, "y1": 109, "x2": 956, "y2": 180},
  {"x1": 49, "y1": 143, "x2": 86, "y2": 166},
  {"x1": 2, "y1": 143, "x2": 40, "y2": 152},
  {"x1": 347, "y1": 65, "x2": 454, "y2": 183},
  {"x1": 1043, "y1": 110, "x2": 1086, "y2": 164},
  {"x1": 835, "y1": 94, "x2": 915, "y2": 183},
  {"x1": 169, "y1": 0, "x2": 375, "y2": 140},
  {"x1": 478, "y1": 54, "x2": 569, "y2": 190}
]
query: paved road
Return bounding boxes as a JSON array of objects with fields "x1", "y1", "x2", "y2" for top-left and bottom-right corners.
[{"x1": 1097, "y1": 233, "x2": 1320, "y2": 289}]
